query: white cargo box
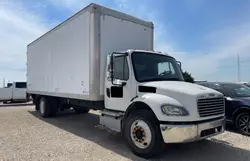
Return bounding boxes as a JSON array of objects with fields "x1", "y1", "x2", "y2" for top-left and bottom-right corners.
[{"x1": 27, "y1": 3, "x2": 153, "y2": 101}]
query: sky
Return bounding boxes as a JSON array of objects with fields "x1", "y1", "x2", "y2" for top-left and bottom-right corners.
[{"x1": 0, "y1": 0, "x2": 250, "y2": 85}]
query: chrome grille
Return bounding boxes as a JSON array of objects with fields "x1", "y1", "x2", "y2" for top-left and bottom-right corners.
[{"x1": 197, "y1": 97, "x2": 224, "y2": 117}]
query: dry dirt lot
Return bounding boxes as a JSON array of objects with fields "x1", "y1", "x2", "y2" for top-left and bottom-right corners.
[{"x1": 0, "y1": 104, "x2": 250, "y2": 161}]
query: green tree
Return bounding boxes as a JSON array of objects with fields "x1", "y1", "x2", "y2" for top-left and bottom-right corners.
[{"x1": 182, "y1": 71, "x2": 194, "y2": 83}]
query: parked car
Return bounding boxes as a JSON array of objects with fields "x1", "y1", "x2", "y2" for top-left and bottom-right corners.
[
  {"x1": 243, "y1": 83, "x2": 250, "y2": 88},
  {"x1": 0, "y1": 82, "x2": 30, "y2": 104},
  {"x1": 197, "y1": 82, "x2": 250, "y2": 136}
]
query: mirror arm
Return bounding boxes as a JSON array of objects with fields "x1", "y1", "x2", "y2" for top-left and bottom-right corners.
[{"x1": 110, "y1": 53, "x2": 116, "y2": 86}]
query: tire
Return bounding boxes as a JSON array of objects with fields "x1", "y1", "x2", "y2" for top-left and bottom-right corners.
[
  {"x1": 48, "y1": 97, "x2": 58, "y2": 116},
  {"x1": 235, "y1": 112, "x2": 250, "y2": 136},
  {"x1": 3, "y1": 101, "x2": 7, "y2": 104},
  {"x1": 39, "y1": 97, "x2": 58, "y2": 117},
  {"x1": 124, "y1": 109, "x2": 164, "y2": 158},
  {"x1": 33, "y1": 98, "x2": 39, "y2": 111},
  {"x1": 39, "y1": 97, "x2": 50, "y2": 117},
  {"x1": 35, "y1": 101, "x2": 39, "y2": 111},
  {"x1": 73, "y1": 107, "x2": 89, "y2": 114}
]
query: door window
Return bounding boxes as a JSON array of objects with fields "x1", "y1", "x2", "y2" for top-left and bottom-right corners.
[
  {"x1": 113, "y1": 56, "x2": 129, "y2": 80},
  {"x1": 15, "y1": 82, "x2": 27, "y2": 88}
]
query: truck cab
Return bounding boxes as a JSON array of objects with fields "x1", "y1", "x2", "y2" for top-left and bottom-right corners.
[
  {"x1": 0, "y1": 82, "x2": 29, "y2": 103},
  {"x1": 101, "y1": 49, "x2": 225, "y2": 157}
]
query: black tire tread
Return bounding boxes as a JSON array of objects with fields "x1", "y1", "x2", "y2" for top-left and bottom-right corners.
[
  {"x1": 48, "y1": 97, "x2": 58, "y2": 116},
  {"x1": 34, "y1": 99, "x2": 39, "y2": 111}
]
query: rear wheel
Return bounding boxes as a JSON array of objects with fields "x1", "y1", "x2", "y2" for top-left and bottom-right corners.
[
  {"x1": 32, "y1": 95, "x2": 39, "y2": 110},
  {"x1": 73, "y1": 107, "x2": 89, "y2": 114},
  {"x1": 39, "y1": 97, "x2": 58, "y2": 117},
  {"x1": 48, "y1": 97, "x2": 58, "y2": 116},
  {"x1": 124, "y1": 110, "x2": 164, "y2": 158},
  {"x1": 236, "y1": 112, "x2": 250, "y2": 136},
  {"x1": 35, "y1": 101, "x2": 39, "y2": 111},
  {"x1": 39, "y1": 97, "x2": 50, "y2": 117},
  {"x1": 34, "y1": 98, "x2": 40, "y2": 111}
]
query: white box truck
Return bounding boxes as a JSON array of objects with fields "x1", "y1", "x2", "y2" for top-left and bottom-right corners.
[{"x1": 27, "y1": 3, "x2": 225, "y2": 158}]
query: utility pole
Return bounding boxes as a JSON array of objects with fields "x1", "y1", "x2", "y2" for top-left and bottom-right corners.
[
  {"x1": 2, "y1": 78, "x2": 5, "y2": 87},
  {"x1": 237, "y1": 54, "x2": 241, "y2": 82}
]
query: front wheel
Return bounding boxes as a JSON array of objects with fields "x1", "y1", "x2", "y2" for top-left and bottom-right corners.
[
  {"x1": 124, "y1": 110, "x2": 164, "y2": 158},
  {"x1": 236, "y1": 112, "x2": 250, "y2": 136}
]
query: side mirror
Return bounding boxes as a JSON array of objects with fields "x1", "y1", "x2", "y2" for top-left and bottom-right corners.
[
  {"x1": 177, "y1": 61, "x2": 182, "y2": 70},
  {"x1": 109, "y1": 52, "x2": 128, "y2": 87}
]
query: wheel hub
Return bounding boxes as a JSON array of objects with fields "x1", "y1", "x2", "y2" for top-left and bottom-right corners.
[
  {"x1": 133, "y1": 126, "x2": 145, "y2": 142},
  {"x1": 239, "y1": 115, "x2": 250, "y2": 134},
  {"x1": 135, "y1": 130, "x2": 143, "y2": 139},
  {"x1": 130, "y1": 120, "x2": 152, "y2": 149}
]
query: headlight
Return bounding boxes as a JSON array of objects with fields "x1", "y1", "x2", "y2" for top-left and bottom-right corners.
[{"x1": 161, "y1": 104, "x2": 189, "y2": 116}]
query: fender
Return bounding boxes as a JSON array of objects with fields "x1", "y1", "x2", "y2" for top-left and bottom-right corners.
[
  {"x1": 126, "y1": 93, "x2": 184, "y2": 121},
  {"x1": 233, "y1": 106, "x2": 250, "y2": 115}
]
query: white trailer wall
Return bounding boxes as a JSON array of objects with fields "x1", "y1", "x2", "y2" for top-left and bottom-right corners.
[
  {"x1": 27, "y1": 11, "x2": 91, "y2": 99},
  {"x1": 27, "y1": 3, "x2": 153, "y2": 101},
  {"x1": 99, "y1": 14, "x2": 153, "y2": 95}
]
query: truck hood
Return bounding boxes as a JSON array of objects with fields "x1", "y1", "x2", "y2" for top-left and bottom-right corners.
[
  {"x1": 140, "y1": 81, "x2": 222, "y2": 97},
  {"x1": 139, "y1": 81, "x2": 224, "y2": 121}
]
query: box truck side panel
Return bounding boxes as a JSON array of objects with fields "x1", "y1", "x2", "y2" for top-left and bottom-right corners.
[
  {"x1": 99, "y1": 14, "x2": 153, "y2": 95},
  {"x1": 27, "y1": 11, "x2": 91, "y2": 100}
]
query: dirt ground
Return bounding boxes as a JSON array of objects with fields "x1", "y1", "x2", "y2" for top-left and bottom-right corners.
[{"x1": 0, "y1": 104, "x2": 250, "y2": 161}]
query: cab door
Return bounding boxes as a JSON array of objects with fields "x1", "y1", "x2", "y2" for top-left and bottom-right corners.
[
  {"x1": 12, "y1": 82, "x2": 27, "y2": 100},
  {"x1": 105, "y1": 53, "x2": 132, "y2": 112}
]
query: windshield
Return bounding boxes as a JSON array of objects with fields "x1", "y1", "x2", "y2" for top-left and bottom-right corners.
[
  {"x1": 132, "y1": 52, "x2": 184, "y2": 82},
  {"x1": 221, "y1": 84, "x2": 250, "y2": 97}
]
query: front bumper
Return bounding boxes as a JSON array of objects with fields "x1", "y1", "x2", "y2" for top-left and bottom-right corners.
[{"x1": 160, "y1": 117, "x2": 225, "y2": 143}]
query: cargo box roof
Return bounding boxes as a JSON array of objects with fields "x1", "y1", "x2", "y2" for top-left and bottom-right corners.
[{"x1": 28, "y1": 3, "x2": 154, "y2": 46}]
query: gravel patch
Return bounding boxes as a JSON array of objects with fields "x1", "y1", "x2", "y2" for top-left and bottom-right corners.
[{"x1": 0, "y1": 105, "x2": 250, "y2": 161}]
